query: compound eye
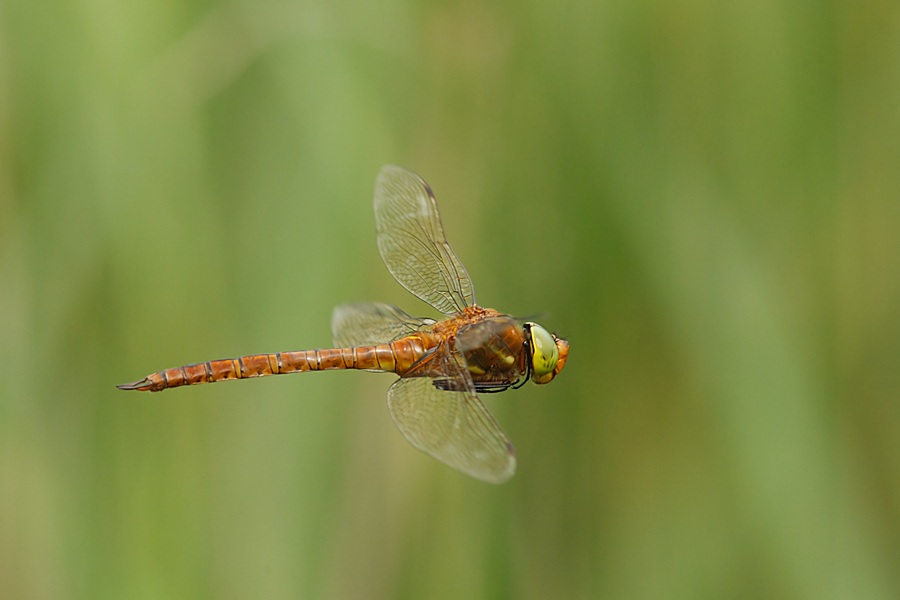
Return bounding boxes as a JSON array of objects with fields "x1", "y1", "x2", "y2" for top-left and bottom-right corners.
[{"x1": 527, "y1": 323, "x2": 559, "y2": 383}]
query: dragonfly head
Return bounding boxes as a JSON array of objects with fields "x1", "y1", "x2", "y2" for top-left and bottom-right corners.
[{"x1": 525, "y1": 323, "x2": 568, "y2": 384}]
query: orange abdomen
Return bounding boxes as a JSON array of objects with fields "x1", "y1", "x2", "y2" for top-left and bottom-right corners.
[{"x1": 117, "y1": 334, "x2": 436, "y2": 392}]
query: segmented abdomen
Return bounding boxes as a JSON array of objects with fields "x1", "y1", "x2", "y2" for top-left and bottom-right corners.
[{"x1": 117, "y1": 334, "x2": 435, "y2": 392}]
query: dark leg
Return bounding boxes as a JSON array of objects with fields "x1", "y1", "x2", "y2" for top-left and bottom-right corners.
[{"x1": 431, "y1": 379, "x2": 519, "y2": 393}]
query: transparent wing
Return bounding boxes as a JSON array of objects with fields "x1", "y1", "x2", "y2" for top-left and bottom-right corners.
[
  {"x1": 374, "y1": 165, "x2": 476, "y2": 315},
  {"x1": 386, "y1": 342, "x2": 516, "y2": 483},
  {"x1": 331, "y1": 302, "x2": 431, "y2": 347}
]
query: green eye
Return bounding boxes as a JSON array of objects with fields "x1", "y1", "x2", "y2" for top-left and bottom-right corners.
[{"x1": 528, "y1": 323, "x2": 559, "y2": 380}]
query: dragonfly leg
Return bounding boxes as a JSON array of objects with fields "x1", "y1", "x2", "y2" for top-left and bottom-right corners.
[
  {"x1": 475, "y1": 385, "x2": 513, "y2": 394},
  {"x1": 430, "y1": 378, "x2": 512, "y2": 393},
  {"x1": 474, "y1": 380, "x2": 520, "y2": 394}
]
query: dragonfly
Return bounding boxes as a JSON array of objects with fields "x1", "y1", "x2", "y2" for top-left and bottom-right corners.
[{"x1": 119, "y1": 165, "x2": 569, "y2": 483}]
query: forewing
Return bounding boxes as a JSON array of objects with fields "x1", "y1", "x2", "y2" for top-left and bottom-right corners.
[
  {"x1": 332, "y1": 302, "x2": 429, "y2": 347},
  {"x1": 374, "y1": 165, "x2": 475, "y2": 315},
  {"x1": 386, "y1": 342, "x2": 516, "y2": 483}
]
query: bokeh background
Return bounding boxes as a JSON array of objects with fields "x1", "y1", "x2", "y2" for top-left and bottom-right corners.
[{"x1": 1, "y1": 0, "x2": 898, "y2": 598}]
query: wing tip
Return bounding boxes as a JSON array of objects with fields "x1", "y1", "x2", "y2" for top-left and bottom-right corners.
[
  {"x1": 375, "y1": 164, "x2": 427, "y2": 189},
  {"x1": 376, "y1": 164, "x2": 406, "y2": 184},
  {"x1": 468, "y1": 445, "x2": 517, "y2": 484},
  {"x1": 476, "y1": 457, "x2": 517, "y2": 485}
]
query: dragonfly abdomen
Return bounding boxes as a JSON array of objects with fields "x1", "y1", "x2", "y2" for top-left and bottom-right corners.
[
  {"x1": 118, "y1": 354, "x2": 283, "y2": 392},
  {"x1": 117, "y1": 335, "x2": 435, "y2": 392},
  {"x1": 279, "y1": 335, "x2": 433, "y2": 376}
]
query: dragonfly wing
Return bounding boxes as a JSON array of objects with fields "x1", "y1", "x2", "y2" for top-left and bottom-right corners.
[
  {"x1": 331, "y1": 302, "x2": 430, "y2": 347},
  {"x1": 374, "y1": 165, "x2": 476, "y2": 315},
  {"x1": 386, "y1": 342, "x2": 516, "y2": 483}
]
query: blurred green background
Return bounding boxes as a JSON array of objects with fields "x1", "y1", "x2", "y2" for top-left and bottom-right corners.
[{"x1": 1, "y1": 0, "x2": 898, "y2": 598}]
